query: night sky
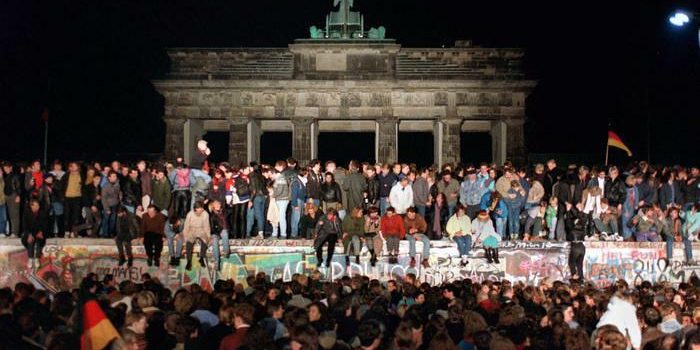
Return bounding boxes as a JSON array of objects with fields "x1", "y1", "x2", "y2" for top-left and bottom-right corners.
[{"x1": 1, "y1": 0, "x2": 698, "y2": 165}]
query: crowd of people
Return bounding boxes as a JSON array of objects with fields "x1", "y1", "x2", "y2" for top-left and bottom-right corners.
[
  {"x1": 0, "y1": 148, "x2": 699, "y2": 273},
  {"x1": 5, "y1": 266, "x2": 700, "y2": 349}
]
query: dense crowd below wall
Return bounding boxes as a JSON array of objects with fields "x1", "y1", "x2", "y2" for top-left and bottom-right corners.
[{"x1": 1, "y1": 155, "x2": 700, "y2": 350}]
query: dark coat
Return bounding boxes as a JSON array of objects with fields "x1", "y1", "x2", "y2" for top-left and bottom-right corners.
[
  {"x1": 605, "y1": 176, "x2": 627, "y2": 207},
  {"x1": 366, "y1": 176, "x2": 380, "y2": 205},
  {"x1": 321, "y1": 182, "x2": 342, "y2": 203},
  {"x1": 342, "y1": 170, "x2": 368, "y2": 211},
  {"x1": 313, "y1": 215, "x2": 341, "y2": 249},
  {"x1": 660, "y1": 181, "x2": 683, "y2": 208},
  {"x1": 122, "y1": 178, "x2": 142, "y2": 207},
  {"x1": 22, "y1": 209, "x2": 48, "y2": 235}
]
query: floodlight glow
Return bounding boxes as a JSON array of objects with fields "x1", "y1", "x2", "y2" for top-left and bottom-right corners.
[{"x1": 670, "y1": 12, "x2": 691, "y2": 26}]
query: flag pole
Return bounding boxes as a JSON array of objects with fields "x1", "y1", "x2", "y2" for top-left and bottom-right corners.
[
  {"x1": 43, "y1": 117, "x2": 48, "y2": 167},
  {"x1": 605, "y1": 143, "x2": 609, "y2": 166}
]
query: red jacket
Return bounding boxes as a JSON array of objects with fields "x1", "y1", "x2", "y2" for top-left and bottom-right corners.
[
  {"x1": 380, "y1": 214, "x2": 405, "y2": 239},
  {"x1": 219, "y1": 326, "x2": 249, "y2": 350}
]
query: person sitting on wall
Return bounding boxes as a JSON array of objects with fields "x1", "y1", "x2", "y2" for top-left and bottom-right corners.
[
  {"x1": 446, "y1": 204, "x2": 473, "y2": 267},
  {"x1": 22, "y1": 198, "x2": 48, "y2": 270},
  {"x1": 140, "y1": 204, "x2": 166, "y2": 267},
  {"x1": 341, "y1": 206, "x2": 365, "y2": 265},
  {"x1": 403, "y1": 207, "x2": 430, "y2": 268},
  {"x1": 183, "y1": 201, "x2": 211, "y2": 271},
  {"x1": 473, "y1": 210, "x2": 500, "y2": 264},
  {"x1": 314, "y1": 208, "x2": 341, "y2": 269},
  {"x1": 380, "y1": 206, "x2": 405, "y2": 265},
  {"x1": 115, "y1": 205, "x2": 138, "y2": 267},
  {"x1": 364, "y1": 206, "x2": 382, "y2": 266}
]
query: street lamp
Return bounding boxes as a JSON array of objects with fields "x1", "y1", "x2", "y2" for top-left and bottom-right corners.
[{"x1": 669, "y1": 10, "x2": 700, "y2": 50}]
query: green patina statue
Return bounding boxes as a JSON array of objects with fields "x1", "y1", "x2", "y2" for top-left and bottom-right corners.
[{"x1": 309, "y1": 0, "x2": 386, "y2": 40}]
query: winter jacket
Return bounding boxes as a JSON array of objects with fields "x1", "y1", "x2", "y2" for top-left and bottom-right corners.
[
  {"x1": 504, "y1": 188, "x2": 526, "y2": 214},
  {"x1": 459, "y1": 179, "x2": 483, "y2": 207},
  {"x1": 437, "y1": 179, "x2": 460, "y2": 205},
  {"x1": 122, "y1": 178, "x2": 142, "y2": 207},
  {"x1": 101, "y1": 181, "x2": 121, "y2": 209},
  {"x1": 342, "y1": 170, "x2": 368, "y2": 211},
  {"x1": 321, "y1": 182, "x2": 342, "y2": 203},
  {"x1": 389, "y1": 183, "x2": 413, "y2": 214},
  {"x1": 446, "y1": 214, "x2": 472, "y2": 239},
  {"x1": 527, "y1": 181, "x2": 545, "y2": 205},
  {"x1": 290, "y1": 177, "x2": 307, "y2": 205},
  {"x1": 182, "y1": 210, "x2": 210, "y2": 242},
  {"x1": 210, "y1": 210, "x2": 229, "y2": 236},
  {"x1": 314, "y1": 215, "x2": 342, "y2": 249},
  {"x1": 660, "y1": 181, "x2": 683, "y2": 208},
  {"x1": 404, "y1": 215, "x2": 427, "y2": 235},
  {"x1": 342, "y1": 216, "x2": 365, "y2": 238},
  {"x1": 378, "y1": 173, "x2": 397, "y2": 198},
  {"x1": 22, "y1": 209, "x2": 47, "y2": 235},
  {"x1": 605, "y1": 176, "x2": 627, "y2": 206},
  {"x1": 564, "y1": 206, "x2": 591, "y2": 241},
  {"x1": 366, "y1": 176, "x2": 379, "y2": 205},
  {"x1": 249, "y1": 171, "x2": 266, "y2": 199},
  {"x1": 272, "y1": 173, "x2": 291, "y2": 201},
  {"x1": 412, "y1": 177, "x2": 430, "y2": 207},
  {"x1": 141, "y1": 212, "x2": 166, "y2": 235},
  {"x1": 151, "y1": 178, "x2": 172, "y2": 212},
  {"x1": 306, "y1": 171, "x2": 323, "y2": 200},
  {"x1": 3, "y1": 171, "x2": 21, "y2": 197},
  {"x1": 82, "y1": 183, "x2": 100, "y2": 208},
  {"x1": 596, "y1": 297, "x2": 641, "y2": 349},
  {"x1": 380, "y1": 214, "x2": 405, "y2": 239}
]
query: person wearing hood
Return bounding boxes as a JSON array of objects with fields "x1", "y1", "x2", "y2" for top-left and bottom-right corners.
[{"x1": 596, "y1": 294, "x2": 641, "y2": 350}]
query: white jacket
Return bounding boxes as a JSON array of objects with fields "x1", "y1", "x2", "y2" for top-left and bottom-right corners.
[
  {"x1": 389, "y1": 183, "x2": 414, "y2": 214},
  {"x1": 596, "y1": 296, "x2": 641, "y2": 349}
]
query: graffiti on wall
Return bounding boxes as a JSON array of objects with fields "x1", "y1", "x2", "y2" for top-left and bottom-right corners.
[{"x1": 1, "y1": 239, "x2": 700, "y2": 292}]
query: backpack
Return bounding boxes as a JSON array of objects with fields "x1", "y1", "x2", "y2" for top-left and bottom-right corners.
[{"x1": 176, "y1": 168, "x2": 191, "y2": 189}]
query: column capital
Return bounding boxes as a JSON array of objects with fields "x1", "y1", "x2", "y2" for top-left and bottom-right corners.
[
  {"x1": 438, "y1": 118, "x2": 463, "y2": 126},
  {"x1": 227, "y1": 116, "x2": 251, "y2": 125},
  {"x1": 291, "y1": 117, "x2": 315, "y2": 126},
  {"x1": 163, "y1": 118, "x2": 186, "y2": 126},
  {"x1": 376, "y1": 116, "x2": 398, "y2": 124}
]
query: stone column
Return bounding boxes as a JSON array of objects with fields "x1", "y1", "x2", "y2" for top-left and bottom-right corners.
[
  {"x1": 228, "y1": 117, "x2": 248, "y2": 167},
  {"x1": 505, "y1": 119, "x2": 526, "y2": 166},
  {"x1": 376, "y1": 117, "x2": 398, "y2": 164},
  {"x1": 440, "y1": 118, "x2": 462, "y2": 166},
  {"x1": 247, "y1": 119, "x2": 262, "y2": 163},
  {"x1": 164, "y1": 118, "x2": 186, "y2": 161},
  {"x1": 184, "y1": 119, "x2": 204, "y2": 165},
  {"x1": 490, "y1": 120, "x2": 507, "y2": 166},
  {"x1": 292, "y1": 118, "x2": 314, "y2": 165}
]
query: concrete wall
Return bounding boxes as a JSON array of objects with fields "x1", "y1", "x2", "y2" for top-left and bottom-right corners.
[{"x1": 1, "y1": 239, "x2": 695, "y2": 292}]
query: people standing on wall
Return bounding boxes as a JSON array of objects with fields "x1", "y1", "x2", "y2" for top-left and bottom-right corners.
[
  {"x1": 364, "y1": 165, "x2": 379, "y2": 211},
  {"x1": 342, "y1": 160, "x2": 367, "y2": 216},
  {"x1": 427, "y1": 192, "x2": 449, "y2": 240},
  {"x1": 209, "y1": 199, "x2": 230, "y2": 271},
  {"x1": 122, "y1": 168, "x2": 142, "y2": 215},
  {"x1": 389, "y1": 176, "x2": 413, "y2": 216},
  {"x1": 80, "y1": 170, "x2": 102, "y2": 237},
  {"x1": 60, "y1": 162, "x2": 82, "y2": 238},
  {"x1": 306, "y1": 160, "x2": 323, "y2": 208},
  {"x1": 271, "y1": 161, "x2": 291, "y2": 239},
  {"x1": 660, "y1": 207, "x2": 692, "y2": 263},
  {"x1": 22, "y1": 198, "x2": 47, "y2": 269},
  {"x1": 378, "y1": 164, "x2": 396, "y2": 216},
  {"x1": 459, "y1": 170, "x2": 484, "y2": 220},
  {"x1": 229, "y1": 166, "x2": 251, "y2": 239},
  {"x1": 412, "y1": 168, "x2": 431, "y2": 220},
  {"x1": 437, "y1": 171, "x2": 460, "y2": 217},
  {"x1": 169, "y1": 160, "x2": 193, "y2": 222},
  {"x1": 380, "y1": 206, "x2": 404, "y2": 264},
  {"x1": 115, "y1": 206, "x2": 136, "y2": 267},
  {"x1": 320, "y1": 172, "x2": 342, "y2": 214},
  {"x1": 503, "y1": 180, "x2": 526, "y2": 241},
  {"x1": 141, "y1": 204, "x2": 166, "y2": 267},
  {"x1": 314, "y1": 207, "x2": 341, "y2": 269},
  {"x1": 38, "y1": 174, "x2": 63, "y2": 238},
  {"x1": 247, "y1": 162, "x2": 267, "y2": 239},
  {"x1": 101, "y1": 171, "x2": 121, "y2": 237},
  {"x1": 136, "y1": 160, "x2": 152, "y2": 210},
  {"x1": 290, "y1": 168, "x2": 308, "y2": 239},
  {"x1": 2, "y1": 162, "x2": 22, "y2": 237},
  {"x1": 183, "y1": 201, "x2": 211, "y2": 271}
]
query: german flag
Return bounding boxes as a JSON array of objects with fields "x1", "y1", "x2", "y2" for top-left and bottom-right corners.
[
  {"x1": 607, "y1": 131, "x2": 632, "y2": 157},
  {"x1": 81, "y1": 300, "x2": 119, "y2": 350}
]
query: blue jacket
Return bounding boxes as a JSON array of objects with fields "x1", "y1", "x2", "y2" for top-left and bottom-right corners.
[
  {"x1": 290, "y1": 177, "x2": 307, "y2": 205},
  {"x1": 459, "y1": 179, "x2": 483, "y2": 206},
  {"x1": 660, "y1": 181, "x2": 683, "y2": 208}
]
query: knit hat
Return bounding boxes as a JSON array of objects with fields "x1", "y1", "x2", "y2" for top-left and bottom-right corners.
[{"x1": 477, "y1": 211, "x2": 490, "y2": 221}]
